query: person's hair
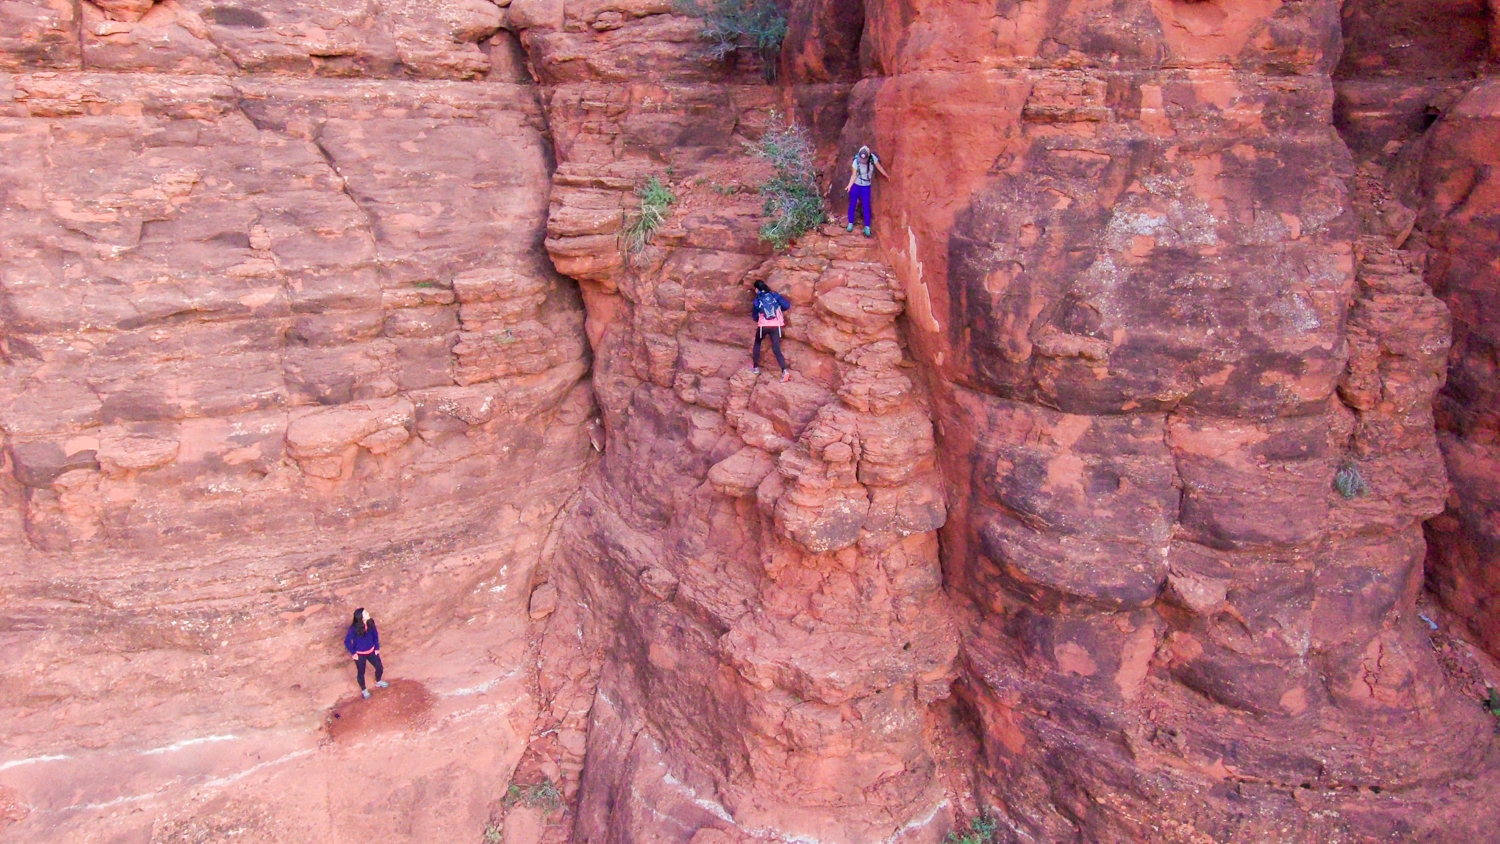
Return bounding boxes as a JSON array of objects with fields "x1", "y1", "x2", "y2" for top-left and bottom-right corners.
[
  {"x1": 351, "y1": 608, "x2": 368, "y2": 636},
  {"x1": 753, "y1": 280, "x2": 770, "y2": 293}
]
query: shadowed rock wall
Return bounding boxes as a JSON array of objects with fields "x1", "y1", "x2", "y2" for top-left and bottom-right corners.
[
  {"x1": 1332, "y1": 0, "x2": 1500, "y2": 666},
  {"x1": 1423, "y1": 80, "x2": 1500, "y2": 654},
  {"x1": 1334, "y1": 0, "x2": 1500, "y2": 661}
]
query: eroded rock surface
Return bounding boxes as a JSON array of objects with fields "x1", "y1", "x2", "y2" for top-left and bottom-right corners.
[{"x1": 1423, "y1": 83, "x2": 1500, "y2": 655}]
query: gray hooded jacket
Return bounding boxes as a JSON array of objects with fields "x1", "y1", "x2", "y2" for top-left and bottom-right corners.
[{"x1": 852, "y1": 146, "x2": 880, "y2": 187}]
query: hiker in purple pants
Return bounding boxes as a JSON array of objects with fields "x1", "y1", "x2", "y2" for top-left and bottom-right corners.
[{"x1": 845, "y1": 145, "x2": 890, "y2": 237}]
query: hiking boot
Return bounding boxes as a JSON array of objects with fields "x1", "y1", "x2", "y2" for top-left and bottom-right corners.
[
  {"x1": 361, "y1": 689, "x2": 371, "y2": 699},
  {"x1": 780, "y1": 370, "x2": 791, "y2": 383},
  {"x1": 863, "y1": 226, "x2": 872, "y2": 237},
  {"x1": 845, "y1": 223, "x2": 854, "y2": 232},
  {"x1": 375, "y1": 680, "x2": 389, "y2": 689}
]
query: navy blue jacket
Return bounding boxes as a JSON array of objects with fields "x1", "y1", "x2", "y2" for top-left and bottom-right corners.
[{"x1": 344, "y1": 623, "x2": 380, "y2": 655}]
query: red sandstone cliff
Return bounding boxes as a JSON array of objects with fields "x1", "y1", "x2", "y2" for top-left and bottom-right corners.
[
  {"x1": 1337, "y1": 0, "x2": 1500, "y2": 665},
  {"x1": 6, "y1": 1, "x2": 1500, "y2": 843},
  {"x1": 851, "y1": 1, "x2": 1500, "y2": 839}
]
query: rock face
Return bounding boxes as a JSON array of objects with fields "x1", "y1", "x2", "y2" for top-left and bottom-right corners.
[
  {"x1": 514, "y1": 1, "x2": 1500, "y2": 841},
  {"x1": 8, "y1": 1, "x2": 1500, "y2": 843},
  {"x1": 0, "y1": 5, "x2": 594, "y2": 842},
  {"x1": 847, "y1": 0, "x2": 1500, "y2": 840}
]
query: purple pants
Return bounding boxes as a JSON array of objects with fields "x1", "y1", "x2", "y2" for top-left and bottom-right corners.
[{"x1": 848, "y1": 183, "x2": 872, "y2": 227}]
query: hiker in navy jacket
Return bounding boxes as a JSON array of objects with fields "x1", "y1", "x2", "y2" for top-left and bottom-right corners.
[
  {"x1": 750, "y1": 280, "x2": 793, "y2": 382},
  {"x1": 344, "y1": 608, "x2": 387, "y2": 699}
]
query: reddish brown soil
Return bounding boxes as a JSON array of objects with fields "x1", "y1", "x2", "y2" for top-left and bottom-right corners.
[{"x1": 326, "y1": 679, "x2": 436, "y2": 744}]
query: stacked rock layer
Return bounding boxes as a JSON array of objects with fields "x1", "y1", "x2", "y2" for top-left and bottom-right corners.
[{"x1": 0, "y1": 2, "x2": 594, "y2": 841}]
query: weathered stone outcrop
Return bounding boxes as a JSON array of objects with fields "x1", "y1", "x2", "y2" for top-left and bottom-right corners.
[
  {"x1": 560, "y1": 226, "x2": 955, "y2": 843},
  {"x1": 0, "y1": 4, "x2": 593, "y2": 841},
  {"x1": 844, "y1": 0, "x2": 1500, "y2": 839},
  {"x1": 508, "y1": 5, "x2": 955, "y2": 837}
]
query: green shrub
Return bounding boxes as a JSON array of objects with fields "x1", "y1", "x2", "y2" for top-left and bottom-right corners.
[
  {"x1": 674, "y1": 0, "x2": 787, "y2": 77},
  {"x1": 503, "y1": 777, "x2": 563, "y2": 812},
  {"x1": 754, "y1": 114, "x2": 825, "y2": 251},
  {"x1": 1333, "y1": 460, "x2": 1369, "y2": 500},
  {"x1": 482, "y1": 822, "x2": 503, "y2": 844},
  {"x1": 946, "y1": 813, "x2": 999, "y2": 844},
  {"x1": 624, "y1": 176, "x2": 676, "y2": 252}
]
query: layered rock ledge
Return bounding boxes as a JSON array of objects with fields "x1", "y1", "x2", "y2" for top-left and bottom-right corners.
[{"x1": 0, "y1": 3, "x2": 593, "y2": 840}]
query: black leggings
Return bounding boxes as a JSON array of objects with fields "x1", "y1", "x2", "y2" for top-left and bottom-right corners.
[
  {"x1": 355, "y1": 653, "x2": 384, "y2": 690},
  {"x1": 753, "y1": 327, "x2": 787, "y2": 371}
]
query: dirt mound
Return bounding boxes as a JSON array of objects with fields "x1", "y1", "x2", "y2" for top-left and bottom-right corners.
[{"x1": 327, "y1": 679, "x2": 435, "y2": 743}]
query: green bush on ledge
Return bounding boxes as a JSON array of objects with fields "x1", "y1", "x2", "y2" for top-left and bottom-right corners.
[
  {"x1": 623, "y1": 175, "x2": 676, "y2": 253},
  {"x1": 754, "y1": 114, "x2": 826, "y2": 251}
]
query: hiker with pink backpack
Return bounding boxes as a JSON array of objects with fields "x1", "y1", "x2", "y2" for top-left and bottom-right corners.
[{"x1": 750, "y1": 280, "x2": 793, "y2": 382}]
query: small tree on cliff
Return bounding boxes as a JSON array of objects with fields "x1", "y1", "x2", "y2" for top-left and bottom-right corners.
[
  {"x1": 674, "y1": 0, "x2": 788, "y2": 79},
  {"x1": 754, "y1": 114, "x2": 826, "y2": 251}
]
